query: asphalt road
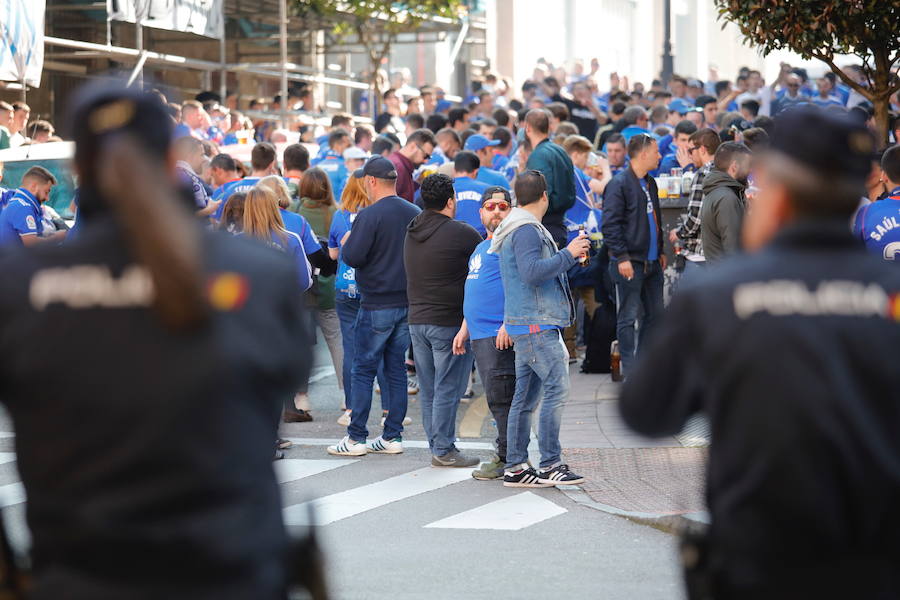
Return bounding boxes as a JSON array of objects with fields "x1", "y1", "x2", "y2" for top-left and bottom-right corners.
[{"x1": 0, "y1": 341, "x2": 686, "y2": 600}]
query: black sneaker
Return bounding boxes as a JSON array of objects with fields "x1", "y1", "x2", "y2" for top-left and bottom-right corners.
[
  {"x1": 537, "y1": 463, "x2": 586, "y2": 486},
  {"x1": 502, "y1": 464, "x2": 554, "y2": 488}
]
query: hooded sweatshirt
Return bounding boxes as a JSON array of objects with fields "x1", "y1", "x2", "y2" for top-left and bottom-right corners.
[
  {"x1": 404, "y1": 210, "x2": 482, "y2": 326},
  {"x1": 700, "y1": 168, "x2": 747, "y2": 264}
]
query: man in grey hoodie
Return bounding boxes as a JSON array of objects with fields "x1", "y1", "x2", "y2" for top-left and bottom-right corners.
[
  {"x1": 701, "y1": 142, "x2": 753, "y2": 263},
  {"x1": 490, "y1": 171, "x2": 591, "y2": 487},
  {"x1": 404, "y1": 173, "x2": 484, "y2": 467}
]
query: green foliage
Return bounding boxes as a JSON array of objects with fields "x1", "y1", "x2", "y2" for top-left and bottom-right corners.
[
  {"x1": 295, "y1": 1, "x2": 465, "y2": 38},
  {"x1": 714, "y1": 1, "x2": 900, "y2": 61},
  {"x1": 715, "y1": 0, "x2": 900, "y2": 145}
]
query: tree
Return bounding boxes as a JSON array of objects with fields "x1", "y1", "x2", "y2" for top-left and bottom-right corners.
[
  {"x1": 715, "y1": 0, "x2": 900, "y2": 147},
  {"x1": 293, "y1": 0, "x2": 466, "y2": 116}
]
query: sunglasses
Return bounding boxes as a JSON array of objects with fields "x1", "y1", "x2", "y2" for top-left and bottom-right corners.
[
  {"x1": 417, "y1": 145, "x2": 432, "y2": 161},
  {"x1": 483, "y1": 201, "x2": 510, "y2": 211}
]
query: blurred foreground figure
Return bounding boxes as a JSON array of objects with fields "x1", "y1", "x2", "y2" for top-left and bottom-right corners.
[
  {"x1": 0, "y1": 84, "x2": 314, "y2": 599},
  {"x1": 620, "y1": 108, "x2": 900, "y2": 599}
]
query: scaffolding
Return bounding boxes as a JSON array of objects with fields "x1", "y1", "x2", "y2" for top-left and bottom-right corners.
[{"x1": 7, "y1": 0, "x2": 487, "y2": 127}]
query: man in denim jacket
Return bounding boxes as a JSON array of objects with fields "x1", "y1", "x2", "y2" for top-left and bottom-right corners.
[{"x1": 489, "y1": 170, "x2": 591, "y2": 487}]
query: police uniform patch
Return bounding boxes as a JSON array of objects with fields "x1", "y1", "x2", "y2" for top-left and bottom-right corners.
[{"x1": 25, "y1": 215, "x2": 36, "y2": 230}]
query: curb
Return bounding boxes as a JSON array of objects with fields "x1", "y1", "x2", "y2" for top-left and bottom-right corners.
[{"x1": 558, "y1": 486, "x2": 709, "y2": 535}]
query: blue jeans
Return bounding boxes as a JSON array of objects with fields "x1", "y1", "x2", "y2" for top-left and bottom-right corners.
[
  {"x1": 410, "y1": 324, "x2": 474, "y2": 457},
  {"x1": 505, "y1": 329, "x2": 569, "y2": 469},
  {"x1": 335, "y1": 295, "x2": 386, "y2": 412},
  {"x1": 609, "y1": 259, "x2": 664, "y2": 376},
  {"x1": 348, "y1": 306, "x2": 410, "y2": 442}
]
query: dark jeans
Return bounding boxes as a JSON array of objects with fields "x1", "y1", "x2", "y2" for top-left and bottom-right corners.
[
  {"x1": 348, "y1": 306, "x2": 410, "y2": 442},
  {"x1": 608, "y1": 259, "x2": 664, "y2": 376},
  {"x1": 335, "y1": 295, "x2": 386, "y2": 412},
  {"x1": 471, "y1": 336, "x2": 515, "y2": 463}
]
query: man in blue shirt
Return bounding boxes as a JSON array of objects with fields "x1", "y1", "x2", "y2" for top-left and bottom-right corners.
[
  {"x1": 453, "y1": 186, "x2": 514, "y2": 480},
  {"x1": 329, "y1": 157, "x2": 421, "y2": 457},
  {"x1": 213, "y1": 142, "x2": 279, "y2": 221},
  {"x1": 452, "y1": 151, "x2": 490, "y2": 236},
  {"x1": 464, "y1": 134, "x2": 511, "y2": 189},
  {"x1": 658, "y1": 120, "x2": 698, "y2": 175},
  {"x1": 489, "y1": 171, "x2": 591, "y2": 488},
  {"x1": 489, "y1": 126, "x2": 514, "y2": 173},
  {"x1": 601, "y1": 134, "x2": 665, "y2": 378},
  {"x1": 854, "y1": 145, "x2": 900, "y2": 261},
  {"x1": 172, "y1": 100, "x2": 207, "y2": 140},
  {"x1": 311, "y1": 129, "x2": 352, "y2": 202},
  {"x1": 619, "y1": 106, "x2": 652, "y2": 142},
  {"x1": 0, "y1": 166, "x2": 66, "y2": 247}
]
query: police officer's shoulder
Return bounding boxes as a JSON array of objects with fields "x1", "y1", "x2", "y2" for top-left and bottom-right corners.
[{"x1": 205, "y1": 228, "x2": 296, "y2": 276}]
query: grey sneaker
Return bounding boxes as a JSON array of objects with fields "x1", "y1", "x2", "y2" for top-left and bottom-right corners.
[
  {"x1": 432, "y1": 449, "x2": 479, "y2": 468},
  {"x1": 472, "y1": 454, "x2": 504, "y2": 480}
]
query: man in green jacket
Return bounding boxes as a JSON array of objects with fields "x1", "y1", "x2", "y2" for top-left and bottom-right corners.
[
  {"x1": 524, "y1": 108, "x2": 576, "y2": 248},
  {"x1": 700, "y1": 141, "x2": 752, "y2": 264}
]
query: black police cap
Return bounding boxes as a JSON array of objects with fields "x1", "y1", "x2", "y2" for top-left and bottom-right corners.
[{"x1": 771, "y1": 106, "x2": 874, "y2": 183}]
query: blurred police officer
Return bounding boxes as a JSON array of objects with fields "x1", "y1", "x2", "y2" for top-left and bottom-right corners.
[
  {"x1": 0, "y1": 83, "x2": 313, "y2": 599},
  {"x1": 619, "y1": 108, "x2": 900, "y2": 599}
]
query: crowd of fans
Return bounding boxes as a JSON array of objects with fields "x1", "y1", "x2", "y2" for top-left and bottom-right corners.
[{"x1": 1, "y1": 56, "x2": 899, "y2": 469}]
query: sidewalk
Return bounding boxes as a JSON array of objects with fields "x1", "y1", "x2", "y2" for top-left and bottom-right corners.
[{"x1": 559, "y1": 369, "x2": 709, "y2": 524}]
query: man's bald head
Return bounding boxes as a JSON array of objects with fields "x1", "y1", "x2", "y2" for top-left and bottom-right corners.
[{"x1": 525, "y1": 109, "x2": 551, "y2": 136}]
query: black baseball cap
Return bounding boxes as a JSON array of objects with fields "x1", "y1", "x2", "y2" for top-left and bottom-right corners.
[
  {"x1": 771, "y1": 107, "x2": 874, "y2": 183},
  {"x1": 353, "y1": 156, "x2": 398, "y2": 179},
  {"x1": 481, "y1": 186, "x2": 511, "y2": 205}
]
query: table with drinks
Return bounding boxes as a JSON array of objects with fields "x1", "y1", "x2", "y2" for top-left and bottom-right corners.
[{"x1": 656, "y1": 168, "x2": 694, "y2": 262}]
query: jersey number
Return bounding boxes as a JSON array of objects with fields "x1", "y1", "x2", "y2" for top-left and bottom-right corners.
[{"x1": 884, "y1": 241, "x2": 900, "y2": 261}]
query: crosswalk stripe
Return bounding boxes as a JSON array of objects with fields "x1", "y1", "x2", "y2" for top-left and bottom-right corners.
[
  {"x1": 0, "y1": 482, "x2": 26, "y2": 508},
  {"x1": 274, "y1": 459, "x2": 357, "y2": 484},
  {"x1": 424, "y1": 491, "x2": 566, "y2": 530},
  {"x1": 283, "y1": 467, "x2": 472, "y2": 526},
  {"x1": 284, "y1": 438, "x2": 495, "y2": 450},
  {"x1": 0, "y1": 453, "x2": 16, "y2": 466}
]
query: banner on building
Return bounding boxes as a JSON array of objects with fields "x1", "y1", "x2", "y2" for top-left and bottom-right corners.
[
  {"x1": 107, "y1": 0, "x2": 225, "y2": 40},
  {"x1": 0, "y1": 0, "x2": 46, "y2": 88}
]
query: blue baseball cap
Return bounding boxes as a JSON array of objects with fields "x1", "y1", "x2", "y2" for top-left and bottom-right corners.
[
  {"x1": 464, "y1": 134, "x2": 501, "y2": 152},
  {"x1": 353, "y1": 156, "x2": 398, "y2": 179},
  {"x1": 668, "y1": 99, "x2": 692, "y2": 115}
]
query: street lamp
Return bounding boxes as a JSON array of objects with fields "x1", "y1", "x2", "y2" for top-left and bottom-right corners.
[{"x1": 661, "y1": 0, "x2": 674, "y2": 84}]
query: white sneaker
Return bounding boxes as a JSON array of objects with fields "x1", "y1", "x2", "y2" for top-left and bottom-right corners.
[
  {"x1": 380, "y1": 412, "x2": 412, "y2": 426},
  {"x1": 327, "y1": 436, "x2": 367, "y2": 456},
  {"x1": 367, "y1": 436, "x2": 403, "y2": 454},
  {"x1": 407, "y1": 374, "x2": 419, "y2": 395},
  {"x1": 337, "y1": 409, "x2": 352, "y2": 426}
]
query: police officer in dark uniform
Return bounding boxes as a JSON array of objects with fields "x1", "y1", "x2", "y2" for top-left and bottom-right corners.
[
  {"x1": 619, "y1": 108, "x2": 900, "y2": 599},
  {"x1": 0, "y1": 83, "x2": 314, "y2": 599}
]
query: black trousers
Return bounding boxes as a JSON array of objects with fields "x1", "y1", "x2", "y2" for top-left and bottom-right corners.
[{"x1": 471, "y1": 336, "x2": 516, "y2": 463}]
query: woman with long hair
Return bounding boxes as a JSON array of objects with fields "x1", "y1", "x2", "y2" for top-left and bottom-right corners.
[
  {"x1": 242, "y1": 186, "x2": 312, "y2": 293},
  {"x1": 329, "y1": 174, "x2": 404, "y2": 427},
  {"x1": 218, "y1": 191, "x2": 247, "y2": 234}
]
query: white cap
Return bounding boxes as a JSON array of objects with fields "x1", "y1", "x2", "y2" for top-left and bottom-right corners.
[{"x1": 343, "y1": 146, "x2": 369, "y2": 160}]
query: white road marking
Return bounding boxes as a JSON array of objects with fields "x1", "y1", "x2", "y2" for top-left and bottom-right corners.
[
  {"x1": 424, "y1": 491, "x2": 567, "y2": 531},
  {"x1": 284, "y1": 438, "x2": 494, "y2": 450},
  {"x1": 0, "y1": 482, "x2": 25, "y2": 508},
  {"x1": 283, "y1": 467, "x2": 472, "y2": 526},
  {"x1": 0, "y1": 453, "x2": 16, "y2": 466},
  {"x1": 307, "y1": 366, "x2": 336, "y2": 384},
  {"x1": 273, "y1": 459, "x2": 357, "y2": 484}
]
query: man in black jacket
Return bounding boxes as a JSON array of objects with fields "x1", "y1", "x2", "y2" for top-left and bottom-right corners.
[
  {"x1": 620, "y1": 108, "x2": 900, "y2": 599},
  {"x1": 404, "y1": 174, "x2": 483, "y2": 467},
  {"x1": 330, "y1": 156, "x2": 421, "y2": 457},
  {"x1": 601, "y1": 133, "x2": 665, "y2": 377}
]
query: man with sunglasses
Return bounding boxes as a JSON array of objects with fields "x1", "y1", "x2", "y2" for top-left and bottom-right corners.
[
  {"x1": 389, "y1": 128, "x2": 437, "y2": 203},
  {"x1": 452, "y1": 187, "x2": 514, "y2": 480}
]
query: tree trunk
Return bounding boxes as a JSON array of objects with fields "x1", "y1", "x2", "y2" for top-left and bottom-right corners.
[{"x1": 873, "y1": 94, "x2": 891, "y2": 151}]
